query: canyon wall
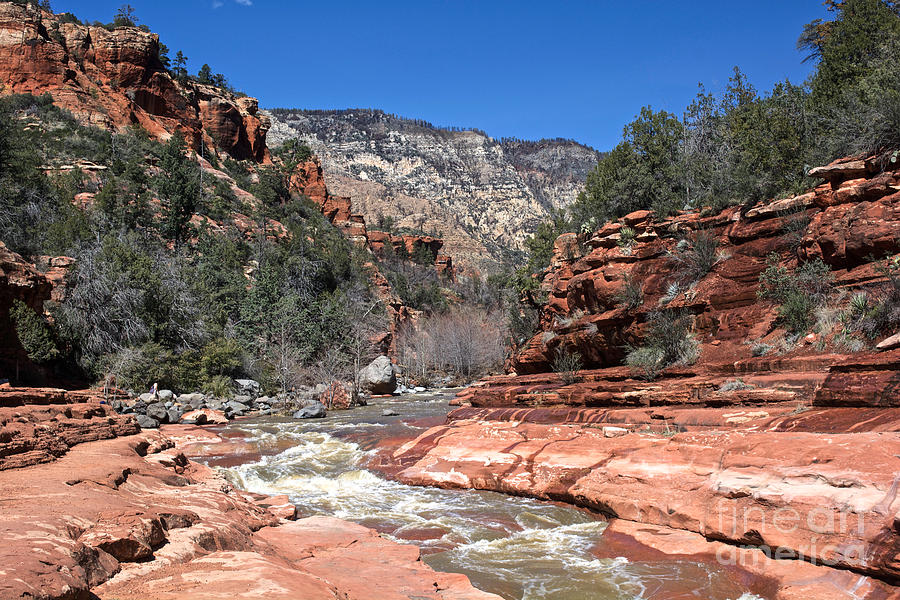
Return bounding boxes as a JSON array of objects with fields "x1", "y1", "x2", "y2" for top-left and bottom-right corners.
[
  {"x1": 513, "y1": 155, "x2": 900, "y2": 375},
  {"x1": 0, "y1": 2, "x2": 268, "y2": 161},
  {"x1": 266, "y1": 109, "x2": 601, "y2": 272}
]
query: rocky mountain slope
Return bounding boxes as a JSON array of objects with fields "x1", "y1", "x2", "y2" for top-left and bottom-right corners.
[
  {"x1": 266, "y1": 109, "x2": 601, "y2": 272},
  {"x1": 0, "y1": 2, "x2": 267, "y2": 161},
  {"x1": 0, "y1": 1, "x2": 457, "y2": 383}
]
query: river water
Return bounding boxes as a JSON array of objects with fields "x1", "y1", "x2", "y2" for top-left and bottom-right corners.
[{"x1": 215, "y1": 391, "x2": 761, "y2": 600}]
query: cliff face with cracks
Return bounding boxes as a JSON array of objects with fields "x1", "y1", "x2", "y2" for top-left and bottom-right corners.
[
  {"x1": 0, "y1": 2, "x2": 269, "y2": 161},
  {"x1": 373, "y1": 154, "x2": 900, "y2": 599}
]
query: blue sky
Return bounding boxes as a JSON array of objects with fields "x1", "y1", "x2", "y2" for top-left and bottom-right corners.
[{"x1": 53, "y1": 1, "x2": 829, "y2": 150}]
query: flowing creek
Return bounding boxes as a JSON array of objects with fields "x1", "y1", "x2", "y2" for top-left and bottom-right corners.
[{"x1": 209, "y1": 391, "x2": 761, "y2": 600}]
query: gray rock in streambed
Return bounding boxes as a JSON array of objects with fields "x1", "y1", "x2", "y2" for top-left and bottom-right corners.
[
  {"x1": 293, "y1": 401, "x2": 326, "y2": 419},
  {"x1": 146, "y1": 403, "x2": 169, "y2": 422},
  {"x1": 225, "y1": 400, "x2": 248, "y2": 416},
  {"x1": 136, "y1": 414, "x2": 160, "y2": 429},
  {"x1": 234, "y1": 379, "x2": 261, "y2": 398},
  {"x1": 167, "y1": 407, "x2": 183, "y2": 424},
  {"x1": 358, "y1": 355, "x2": 398, "y2": 395},
  {"x1": 381, "y1": 408, "x2": 399, "y2": 416}
]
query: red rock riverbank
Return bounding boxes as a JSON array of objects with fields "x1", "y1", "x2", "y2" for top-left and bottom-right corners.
[
  {"x1": 0, "y1": 387, "x2": 499, "y2": 600},
  {"x1": 374, "y1": 404, "x2": 900, "y2": 600}
]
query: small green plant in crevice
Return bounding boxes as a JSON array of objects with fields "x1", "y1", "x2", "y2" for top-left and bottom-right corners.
[
  {"x1": 757, "y1": 253, "x2": 833, "y2": 335},
  {"x1": 750, "y1": 342, "x2": 774, "y2": 357},
  {"x1": 659, "y1": 281, "x2": 681, "y2": 306},
  {"x1": 841, "y1": 256, "x2": 900, "y2": 342},
  {"x1": 780, "y1": 210, "x2": 811, "y2": 250},
  {"x1": 668, "y1": 231, "x2": 723, "y2": 283},
  {"x1": 659, "y1": 419, "x2": 681, "y2": 438},
  {"x1": 617, "y1": 226, "x2": 637, "y2": 254},
  {"x1": 551, "y1": 346, "x2": 583, "y2": 385},
  {"x1": 625, "y1": 309, "x2": 699, "y2": 380},
  {"x1": 10, "y1": 299, "x2": 60, "y2": 364},
  {"x1": 616, "y1": 273, "x2": 644, "y2": 310}
]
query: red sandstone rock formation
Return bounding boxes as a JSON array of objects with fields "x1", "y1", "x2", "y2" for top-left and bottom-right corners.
[
  {"x1": 290, "y1": 158, "x2": 456, "y2": 353},
  {"x1": 478, "y1": 154, "x2": 900, "y2": 412},
  {"x1": 378, "y1": 409, "x2": 900, "y2": 599},
  {"x1": 371, "y1": 154, "x2": 900, "y2": 598},
  {"x1": 0, "y1": 2, "x2": 268, "y2": 161},
  {"x1": 0, "y1": 397, "x2": 499, "y2": 600},
  {"x1": 0, "y1": 384, "x2": 138, "y2": 469}
]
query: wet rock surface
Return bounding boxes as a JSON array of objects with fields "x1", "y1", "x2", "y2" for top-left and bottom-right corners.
[
  {"x1": 0, "y1": 391, "x2": 500, "y2": 600},
  {"x1": 380, "y1": 410, "x2": 900, "y2": 599}
]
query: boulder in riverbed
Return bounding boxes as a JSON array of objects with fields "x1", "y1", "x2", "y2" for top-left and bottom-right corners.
[
  {"x1": 293, "y1": 401, "x2": 326, "y2": 419},
  {"x1": 167, "y1": 407, "x2": 183, "y2": 424},
  {"x1": 225, "y1": 400, "x2": 248, "y2": 418},
  {"x1": 359, "y1": 355, "x2": 397, "y2": 395},
  {"x1": 181, "y1": 409, "x2": 228, "y2": 425},
  {"x1": 146, "y1": 403, "x2": 169, "y2": 423},
  {"x1": 235, "y1": 379, "x2": 261, "y2": 398},
  {"x1": 136, "y1": 414, "x2": 159, "y2": 429},
  {"x1": 319, "y1": 380, "x2": 356, "y2": 409}
]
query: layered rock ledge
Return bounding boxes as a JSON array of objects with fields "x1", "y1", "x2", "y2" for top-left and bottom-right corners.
[
  {"x1": 376, "y1": 405, "x2": 900, "y2": 600},
  {"x1": 0, "y1": 389, "x2": 499, "y2": 600}
]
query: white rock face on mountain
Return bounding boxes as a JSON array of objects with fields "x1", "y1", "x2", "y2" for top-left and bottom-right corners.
[{"x1": 265, "y1": 109, "x2": 601, "y2": 272}]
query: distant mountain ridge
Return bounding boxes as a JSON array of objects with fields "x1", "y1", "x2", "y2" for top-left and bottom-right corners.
[{"x1": 265, "y1": 108, "x2": 602, "y2": 271}]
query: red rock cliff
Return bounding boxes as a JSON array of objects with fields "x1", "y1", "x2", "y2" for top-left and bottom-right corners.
[{"x1": 0, "y1": 2, "x2": 268, "y2": 161}]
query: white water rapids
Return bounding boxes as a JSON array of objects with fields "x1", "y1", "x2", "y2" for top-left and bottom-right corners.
[{"x1": 215, "y1": 393, "x2": 764, "y2": 600}]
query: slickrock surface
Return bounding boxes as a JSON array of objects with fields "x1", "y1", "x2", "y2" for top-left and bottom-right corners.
[
  {"x1": 379, "y1": 412, "x2": 900, "y2": 599},
  {"x1": 0, "y1": 385, "x2": 137, "y2": 470},
  {"x1": 596, "y1": 520, "x2": 896, "y2": 600},
  {"x1": 384, "y1": 155, "x2": 900, "y2": 599},
  {"x1": 0, "y1": 398, "x2": 500, "y2": 600}
]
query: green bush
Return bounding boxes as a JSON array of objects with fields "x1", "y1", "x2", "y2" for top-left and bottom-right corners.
[
  {"x1": 204, "y1": 375, "x2": 234, "y2": 399},
  {"x1": 669, "y1": 231, "x2": 721, "y2": 283},
  {"x1": 617, "y1": 226, "x2": 637, "y2": 248},
  {"x1": 551, "y1": 346, "x2": 583, "y2": 385},
  {"x1": 625, "y1": 309, "x2": 699, "y2": 380},
  {"x1": 751, "y1": 342, "x2": 774, "y2": 357},
  {"x1": 758, "y1": 254, "x2": 833, "y2": 334},
  {"x1": 616, "y1": 274, "x2": 644, "y2": 310},
  {"x1": 843, "y1": 256, "x2": 900, "y2": 339},
  {"x1": 200, "y1": 337, "x2": 244, "y2": 379},
  {"x1": 10, "y1": 300, "x2": 59, "y2": 364},
  {"x1": 777, "y1": 292, "x2": 817, "y2": 334}
]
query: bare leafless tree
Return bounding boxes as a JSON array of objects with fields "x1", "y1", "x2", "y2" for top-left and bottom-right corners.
[{"x1": 397, "y1": 306, "x2": 505, "y2": 384}]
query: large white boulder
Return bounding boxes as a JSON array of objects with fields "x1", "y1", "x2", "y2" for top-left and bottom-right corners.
[{"x1": 358, "y1": 355, "x2": 398, "y2": 395}]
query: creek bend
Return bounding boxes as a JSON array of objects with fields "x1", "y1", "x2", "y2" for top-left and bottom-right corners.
[{"x1": 198, "y1": 391, "x2": 760, "y2": 600}]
